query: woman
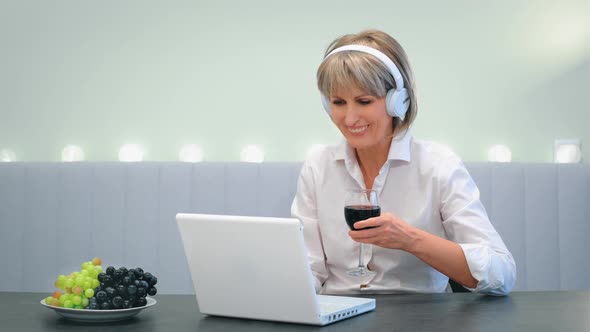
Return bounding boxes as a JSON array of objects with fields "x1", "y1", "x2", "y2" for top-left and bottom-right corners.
[{"x1": 291, "y1": 29, "x2": 516, "y2": 295}]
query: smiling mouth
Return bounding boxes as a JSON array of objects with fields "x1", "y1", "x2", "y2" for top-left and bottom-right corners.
[{"x1": 348, "y1": 125, "x2": 368, "y2": 134}]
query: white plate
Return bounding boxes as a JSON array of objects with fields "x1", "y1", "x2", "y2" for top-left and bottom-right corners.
[{"x1": 40, "y1": 297, "x2": 156, "y2": 322}]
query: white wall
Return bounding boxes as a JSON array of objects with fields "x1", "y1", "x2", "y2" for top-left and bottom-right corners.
[{"x1": 0, "y1": 0, "x2": 588, "y2": 162}]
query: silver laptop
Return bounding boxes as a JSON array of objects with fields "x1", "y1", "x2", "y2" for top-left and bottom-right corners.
[{"x1": 176, "y1": 213, "x2": 376, "y2": 326}]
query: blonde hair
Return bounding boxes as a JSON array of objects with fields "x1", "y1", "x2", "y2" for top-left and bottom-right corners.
[{"x1": 317, "y1": 29, "x2": 418, "y2": 134}]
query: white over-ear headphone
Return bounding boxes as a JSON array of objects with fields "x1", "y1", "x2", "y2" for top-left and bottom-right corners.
[{"x1": 320, "y1": 44, "x2": 409, "y2": 120}]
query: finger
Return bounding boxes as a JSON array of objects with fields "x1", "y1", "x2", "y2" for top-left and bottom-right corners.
[
  {"x1": 353, "y1": 216, "x2": 383, "y2": 229},
  {"x1": 349, "y1": 227, "x2": 381, "y2": 239},
  {"x1": 348, "y1": 234, "x2": 374, "y2": 244}
]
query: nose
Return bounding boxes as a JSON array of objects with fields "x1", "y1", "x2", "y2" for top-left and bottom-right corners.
[{"x1": 343, "y1": 104, "x2": 362, "y2": 126}]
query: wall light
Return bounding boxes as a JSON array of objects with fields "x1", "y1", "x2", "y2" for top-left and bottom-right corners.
[
  {"x1": 61, "y1": 145, "x2": 85, "y2": 162},
  {"x1": 554, "y1": 139, "x2": 582, "y2": 163},
  {"x1": 488, "y1": 144, "x2": 512, "y2": 162},
  {"x1": 179, "y1": 144, "x2": 203, "y2": 162},
  {"x1": 0, "y1": 149, "x2": 16, "y2": 162},
  {"x1": 240, "y1": 144, "x2": 264, "y2": 163},
  {"x1": 118, "y1": 144, "x2": 144, "y2": 162}
]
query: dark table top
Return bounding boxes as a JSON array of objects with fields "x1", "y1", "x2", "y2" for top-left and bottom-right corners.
[{"x1": 1, "y1": 291, "x2": 588, "y2": 332}]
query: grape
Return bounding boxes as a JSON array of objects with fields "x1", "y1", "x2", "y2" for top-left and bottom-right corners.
[
  {"x1": 113, "y1": 269, "x2": 124, "y2": 281},
  {"x1": 137, "y1": 287, "x2": 146, "y2": 297},
  {"x1": 103, "y1": 275, "x2": 113, "y2": 286},
  {"x1": 112, "y1": 296, "x2": 124, "y2": 309},
  {"x1": 122, "y1": 276, "x2": 131, "y2": 286},
  {"x1": 46, "y1": 297, "x2": 61, "y2": 307},
  {"x1": 65, "y1": 279, "x2": 74, "y2": 288},
  {"x1": 84, "y1": 289, "x2": 94, "y2": 298},
  {"x1": 105, "y1": 287, "x2": 117, "y2": 298},
  {"x1": 72, "y1": 286, "x2": 83, "y2": 295},
  {"x1": 134, "y1": 268, "x2": 144, "y2": 279},
  {"x1": 106, "y1": 266, "x2": 115, "y2": 276},
  {"x1": 96, "y1": 291, "x2": 108, "y2": 303},
  {"x1": 127, "y1": 285, "x2": 137, "y2": 295},
  {"x1": 100, "y1": 302, "x2": 112, "y2": 310},
  {"x1": 147, "y1": 287, "x2": 157, "y2": 296},
  {"x1": 149, "y1": 276, "x2": 157, "y2": 286},
  {"x1": 117, "y1": 285, "x2": 127, "y2": 297},
  {"x1": 137, "y1": 298, "x2": 147, "y2": 307}
]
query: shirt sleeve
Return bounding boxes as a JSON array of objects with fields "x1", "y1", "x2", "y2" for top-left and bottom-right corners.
[
  {"x1": 290, "y1": 160, "x2": 329, "y2": 293},
  {"x1": 438, "y1": 156, "x2": 517, "y2": 295}
]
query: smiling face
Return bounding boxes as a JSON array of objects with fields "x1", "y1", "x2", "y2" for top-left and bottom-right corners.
[{"x1": 328, "y1": 85, "x2": 394, "y2": 152}]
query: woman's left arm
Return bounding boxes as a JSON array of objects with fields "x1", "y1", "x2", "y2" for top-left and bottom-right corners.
[
  {"x1": 350, "y1": 212, "x2": 480, "y2": 289},
  {"x1": 350, "y1": 156, "x2": 517, "y2": 295}
]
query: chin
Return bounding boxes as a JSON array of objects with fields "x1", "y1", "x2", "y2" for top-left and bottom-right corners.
[{"x1": 345, "y1": 137, "x2": 374, "y2": 150}]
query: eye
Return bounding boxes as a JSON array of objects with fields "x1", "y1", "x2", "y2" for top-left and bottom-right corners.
[
  {"x1": 332, "y1": 99, "x2": 345, "y2": 105},
  {"x1": 357, "y1": 99, "x2": 372, "y2": 105}
]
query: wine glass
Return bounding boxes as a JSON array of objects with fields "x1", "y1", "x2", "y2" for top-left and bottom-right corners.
[{"x1": 344, "y1": 189, "x2": 379, "y2": 277}]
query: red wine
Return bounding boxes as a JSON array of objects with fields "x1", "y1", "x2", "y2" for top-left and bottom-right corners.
[{"x1": 344, "y1": 205, "x2": 380, "y2": 230}]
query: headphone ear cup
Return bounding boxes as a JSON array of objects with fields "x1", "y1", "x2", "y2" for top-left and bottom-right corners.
[
  {"x1": 386, "y1": 88, "x2": 409, "y2": 120},
  {"x1": 321, "y1": 95, "x2": 332, "y2": 117}
]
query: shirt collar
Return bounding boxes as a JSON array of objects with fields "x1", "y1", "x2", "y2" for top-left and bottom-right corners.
[{"x1": 332, "y1": 130, "x2": 412, "y2": 162}]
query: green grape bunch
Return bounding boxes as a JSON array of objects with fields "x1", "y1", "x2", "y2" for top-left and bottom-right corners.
[{"x1": 44, "y1": 257, "x2": 103, "y2": 309}]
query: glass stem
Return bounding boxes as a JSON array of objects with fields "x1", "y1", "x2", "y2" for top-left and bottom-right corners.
[{"x1": 358, "y1": 243, "x2": 364, "y2": 268}]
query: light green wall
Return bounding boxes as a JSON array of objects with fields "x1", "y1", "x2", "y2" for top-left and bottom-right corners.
[{"x1": 1, "y1": 0, "x2": 588, "y2": 162}]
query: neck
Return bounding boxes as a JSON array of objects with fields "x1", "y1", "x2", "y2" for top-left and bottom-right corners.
[{"x1": 355, "y1": 137, "x2": 392, "y2": 189}]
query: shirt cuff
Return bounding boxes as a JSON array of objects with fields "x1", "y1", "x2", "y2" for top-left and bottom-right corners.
[{"x1": 458, "y1": 243, "x2": 513, "y2": 295}]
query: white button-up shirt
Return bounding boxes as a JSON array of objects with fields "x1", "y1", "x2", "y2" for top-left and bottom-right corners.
[{"x1": 291, "y1": 131, "x2": 516, "y2": 295}]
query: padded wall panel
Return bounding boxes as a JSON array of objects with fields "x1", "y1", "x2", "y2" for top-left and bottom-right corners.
[
  {"x1": 225, "y1": 163, "x2": 260, "y2": 216},
  {"x1": 157, "y1": 163, "x2": 193, "y2": 294},
  {"x1": 0, "y1": 162, "x2": 588, "y2": 293},
  {"x1": 21, "y1": 164, "x2": 60, "y2": 292},
  {"x1": 558, "y1": 165, "x2": 590, "y2": 290},
  {"x1": 491, "y1": 165, "x2": 526, "y2": 291},
  {"x1": 190, "y1": 163, "x2": 226, "y2": 215},
  {"x1": 0, "y1": 164, "x2": 25, "y2": 291},
  {"x1": 258, "y1": 163, "x2": 301, "y2": 217},
  {"x1": 56, "y1": 164, "x2": 94, "y2": 276},
  {"x1": 125, "y1": 164, "x2": 160, "y2": 275},
  {"x1": 524, "y1": 164, "x2": 560, "y2": 290},
  {"x1": 91, "y1": 164, "x2": 127, "y2": 269}
]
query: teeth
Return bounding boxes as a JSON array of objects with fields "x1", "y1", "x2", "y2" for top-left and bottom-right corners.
[{"x1": 349, "y1": 126, "x2": 368, "y2": 133}]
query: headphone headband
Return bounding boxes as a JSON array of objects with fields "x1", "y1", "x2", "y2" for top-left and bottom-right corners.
[
  {"x1": 324, "y1": 44, "x2": 405, "y2": 90},
  {"x1": 320, "y1": 44, "x2": 410, "y2": 120}
]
